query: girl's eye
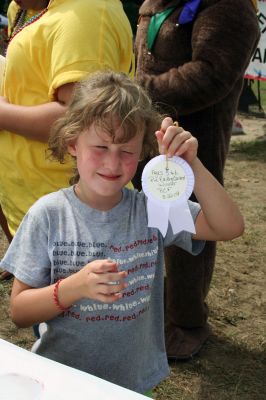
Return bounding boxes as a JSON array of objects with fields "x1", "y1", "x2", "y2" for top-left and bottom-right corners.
[
  {"x1": 95, "y1": 146, "x2": 107, "y2": 150},
  {"x1": 122, "y1": 150, "x2": 134, "y2": 155}
]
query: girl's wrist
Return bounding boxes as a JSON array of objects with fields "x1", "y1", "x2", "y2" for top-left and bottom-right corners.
[
  {"x1": 53, "y1": 279, "x2": 71, "y2": 312},
  {"x1": 190, "y1": 156, "x2": 201, "y2": 172},
  {"x1": 54, "y1": 274, "x2": 84, "y2": 310}
]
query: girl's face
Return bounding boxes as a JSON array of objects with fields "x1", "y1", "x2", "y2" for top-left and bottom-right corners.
[
  {"x1": 68, "y1": 122, "x2": 143, "y2": 210},
  {"x1": 14, "y1": 0, "x2": 48, "y2": 10}
]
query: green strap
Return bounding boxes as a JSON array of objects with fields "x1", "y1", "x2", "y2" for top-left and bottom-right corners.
[
  {"x1": 147, "y1": 6, "x2": 176, "y2": 52},
  {"x1": 144, "y1": 389, "x2": 153, "y2": 398}
]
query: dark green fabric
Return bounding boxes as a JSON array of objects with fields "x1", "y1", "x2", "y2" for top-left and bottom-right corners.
[
  {"x1": 147, "y1": 7, "x2": 175, "y2": 52},
  {"x1": 144, "y1": 389, "x2": 154, "y2": 398}
]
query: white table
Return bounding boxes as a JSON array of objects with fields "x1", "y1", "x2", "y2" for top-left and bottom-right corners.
[{"x1": 0, "y1": 338, "x2": 151, "y2": 400}]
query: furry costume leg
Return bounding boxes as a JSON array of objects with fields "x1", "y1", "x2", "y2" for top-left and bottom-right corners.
[{"x1": 165, "y1": 241, "x2": 216, "y2": 359}]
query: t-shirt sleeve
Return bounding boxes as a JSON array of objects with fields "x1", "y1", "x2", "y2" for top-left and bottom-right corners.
[
  {"x1": 163, "y1": 200, "x2": 205, "y2": 255},
  {"x1": 0, "y1": 207, "x2": 51, "y2": 287},
  {"x1": 48, "y1": 3, "x2": 133, "y2": 98}
]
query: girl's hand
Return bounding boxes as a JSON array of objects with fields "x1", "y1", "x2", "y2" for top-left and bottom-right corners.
[
  {"x1": 156, "y1": 117, "x2": 198, "y2": 164},
  {"x1": 76, "y1": 259, "x2": 128, "y2": 303}
]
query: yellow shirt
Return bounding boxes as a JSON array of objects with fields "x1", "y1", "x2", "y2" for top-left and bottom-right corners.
[
  {"x1": 0, "y1": 0, "x2": 134, "y2": 235},
  {"x1": 0, "y1": 55, "x2": 5, "y2": 92},
  {"x1": 7, "y1": 1, "x2": 18, "y2": 36}
]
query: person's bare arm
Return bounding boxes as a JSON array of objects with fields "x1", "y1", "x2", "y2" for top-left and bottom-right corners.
[
  {"x1": 190, "y1": 157, "x2": 244, "y2": 241},
  {"x1": 157, "y1": 118, "x2": 244, "y2": 241},
  {"x1": 0, "y1": 83, "x2": 75, "y2": 142},
  {"x1": 10, "y1": 259, "x2": 128, "y2": 328}
]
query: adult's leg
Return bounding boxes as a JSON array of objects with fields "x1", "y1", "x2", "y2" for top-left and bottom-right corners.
[
  {"x1": 133, "y1": 108, "x2": 231, "y2": 359},
  {"x1": 165, "y1": 241, "x2": 215, "y2": 359},
  {"x1": 133, "y1": 137, "x2": 216, "y2": 359},
  {"x1": 163, "y1": 104, "x2": 233, "y2": 359}
]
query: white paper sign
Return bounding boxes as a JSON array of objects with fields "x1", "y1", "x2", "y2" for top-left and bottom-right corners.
[
  {"x1": 245, "y1": 2, "x2": 266, "y2": 81},
  {"x1": 0, "y1": 338, "x2": 150, "y2": 400},
  {"x1": 0, "y1": 373, "x2": 44, "y2": 400}
]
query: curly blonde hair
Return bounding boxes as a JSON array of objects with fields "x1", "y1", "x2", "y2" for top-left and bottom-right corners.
[{"x1": 49, "y1": 71, "x2": 161, "y2": 183}]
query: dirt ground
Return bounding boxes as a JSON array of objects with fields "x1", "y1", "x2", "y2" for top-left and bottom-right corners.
[{"x1": 0, "y1": 113, "x2": 265, "y2": 399}]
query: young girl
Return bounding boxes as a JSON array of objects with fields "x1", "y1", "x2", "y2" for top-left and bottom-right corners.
[{"x1": 0, "y1": 72, "x2": 244, "y2": 396}]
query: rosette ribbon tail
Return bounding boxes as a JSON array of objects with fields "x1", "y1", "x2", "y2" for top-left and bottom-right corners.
[
  {"x1": 147, "y1": 198, "x2": 195, "y2": 237},
  {"x1": 147, "y1": 198, "x2": 169, "y2": 237},
  {"x1": 169, "y1": 199, "x2": 196, "y2": 235}
]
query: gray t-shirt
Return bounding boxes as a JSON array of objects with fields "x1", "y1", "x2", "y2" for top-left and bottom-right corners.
[{"x1": 1, "y1": 187, "x2": 204, "y2": 394}]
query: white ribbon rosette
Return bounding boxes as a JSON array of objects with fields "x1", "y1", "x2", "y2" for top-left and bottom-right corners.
[{"x1": 141, "y1": 155, "x2": 195, "y2": 237}]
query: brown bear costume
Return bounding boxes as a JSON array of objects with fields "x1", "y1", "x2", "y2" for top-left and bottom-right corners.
[{"x1": 134, "y1": 0, "x2": 260, "y2": 359}]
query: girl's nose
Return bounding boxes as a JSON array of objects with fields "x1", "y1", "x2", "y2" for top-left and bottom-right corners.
[{"x1": 104, "y1": 151, "x2": 121, "y2": 171}]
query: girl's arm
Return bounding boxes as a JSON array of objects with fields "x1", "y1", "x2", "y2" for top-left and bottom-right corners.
[
  {"x1": 10, "y1": 259, "x2": 128, "y2": 328},
  {"x1": 191, "y1": 157, "x2": 244, "y2": 241},
  {"x1": 0, "y1": 83, "x2": 75, "y2": 142},
  {"x1": 11, "y1": 278, "x2": 68, "y2": 327},
  {"x1": 157, "y1": 118, "x2": 244, "y2": 242}
]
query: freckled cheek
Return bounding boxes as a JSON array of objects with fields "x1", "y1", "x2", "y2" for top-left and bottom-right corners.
[
  {"x1": 76, "y1": 152, "x2": 101, "y2": 172},
  {"x1": 88, "y1": 153, "x2": 102, "y2": 165},
  {"x1": 123, "y1": 157, "x2": 139, "y2": 173},
  {"x1": 86, "y1": 152, "x2": 102, "y2": 165}
]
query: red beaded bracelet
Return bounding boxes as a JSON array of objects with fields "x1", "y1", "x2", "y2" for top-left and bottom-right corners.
[{"x1": 53, "y1": 279, "x2": 71, "y2": 312}]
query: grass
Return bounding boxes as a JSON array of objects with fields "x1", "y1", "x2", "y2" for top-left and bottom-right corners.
[{"x1": 230, "y1": 139, "x2": 266, "y2": 162}]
